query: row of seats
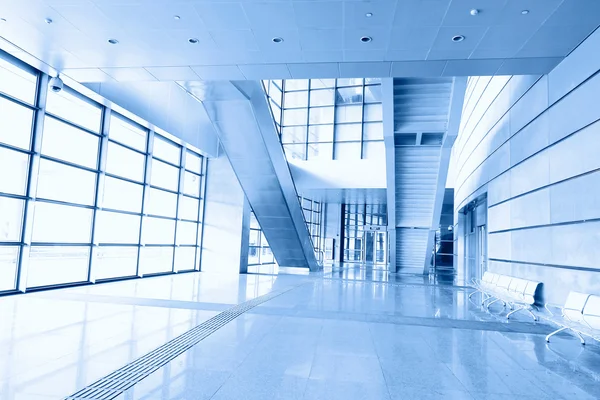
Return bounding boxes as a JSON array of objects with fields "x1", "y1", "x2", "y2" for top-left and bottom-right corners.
[
  {"x1": 542, "y1": 291, "x2": 600, "y2": 345},
  {"x1": 470, "y1": 272, "x2": 600, "y2": 345},
  {"x1": 469, "y1": 272, "x2": 541, "y2": 321}
]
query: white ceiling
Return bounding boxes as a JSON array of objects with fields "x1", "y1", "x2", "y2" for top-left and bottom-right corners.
[{"x1": 0, "y1": 0, "x2": 598, "y2": 81}]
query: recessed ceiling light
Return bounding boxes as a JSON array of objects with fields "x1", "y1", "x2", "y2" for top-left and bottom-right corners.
[
  {"x1": 108, "y1": 38, "x2": 119, "y2": 44},
  {"x1": 173, "y1": 15, "x2": 181, "y2": 20},
  {"x1": 188, "y1": 38, "x2": 199, "y2": 44},
  {"x1": 360, "y1": 36, "x2": 372, "y2": 43},
  {"x1": 521, "y1": 10, "x2": 530, "y2": 15},
  {"x1": 272, "y1": 37, "x2": 284, "y2": 43},
  {"x1": 451, "y1": 35, "x2": 465, "y2": 42},
  {"x1": 0, "y1": 18, "x2": 6, "y2": 23},
  {"x1": 365, "y1": 12, "x2": 373, "y2": 17},
  {"x1": 45, "y1": 17, "x2": 53, "y2": 24},
  {"x1": 469, "y1": 9, "x2": 479, "y2": 16}
]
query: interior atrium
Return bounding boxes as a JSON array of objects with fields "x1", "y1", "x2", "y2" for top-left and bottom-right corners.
[{"x1": 1, "y1": 1, "x2": 600, "y2": 399}]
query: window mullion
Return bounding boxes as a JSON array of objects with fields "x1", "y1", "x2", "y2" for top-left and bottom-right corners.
[
  {"x1": 88, "y1": 107, "x2": 111, "y2": 284},
  {"x1": 136, "y1": 129, "x2": 154, "y2": 277},
  {"x1": 16, "y1": 73, "x2": 47, "y2": 293}
]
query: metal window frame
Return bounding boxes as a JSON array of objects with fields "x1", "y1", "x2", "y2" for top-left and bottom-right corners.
[{"x1": 0, "y1": 52, "x2": 207, "y2": 296}]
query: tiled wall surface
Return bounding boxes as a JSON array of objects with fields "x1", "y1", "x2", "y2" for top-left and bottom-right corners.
[{"x1": 453, "y1": 28, "x2": 600, "y2": 304}]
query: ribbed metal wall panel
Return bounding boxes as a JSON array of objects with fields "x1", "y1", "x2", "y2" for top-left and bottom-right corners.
[{"x1": 396, "y1": 228, "x2": 430, "y2": 270}]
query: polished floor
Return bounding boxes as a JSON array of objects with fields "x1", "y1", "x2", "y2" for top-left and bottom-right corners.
[{"x1": 1, "y1": 265, "x2": 600, "y2": 400}]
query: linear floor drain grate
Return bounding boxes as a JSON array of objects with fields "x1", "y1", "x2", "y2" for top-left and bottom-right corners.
[{"x1": 65, "y1": 282, "x2": 309, "y2": 400}]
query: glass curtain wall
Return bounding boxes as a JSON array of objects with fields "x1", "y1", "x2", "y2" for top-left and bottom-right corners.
[
  {"x1": 247, "y1": 211, "x2": 276, "y2": 274},
  {"x1": 274, "y1": 78, "x2": 384, "y2": 161},
  {"x1": 0, "y1": 53, "x2": 206, "y2": 294},
  {"x1": 343, "y1": 204, "x2": 387, "y2": 262},
  {"x1": 299, "y1": 196, "x2": 324, "y2": 262}
]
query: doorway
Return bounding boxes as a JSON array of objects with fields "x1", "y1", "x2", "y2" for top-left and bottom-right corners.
[{"x1": 364, "y1": 231, "x2": 387, "y2": 265}]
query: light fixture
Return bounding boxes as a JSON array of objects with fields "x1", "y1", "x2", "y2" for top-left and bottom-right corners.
[
  {"x1": 360, "y1": 36, "x2": 372, "y2": 43},
  {"x1": 451, "y1": 35, "x2": 465, "y2": 42},
  {"x1": 469, "y1": 9, "x2": 479, "y2": 16},
  {"x1": 0, "y1": 18, "x2": 6, "y2": 23},
  {"x1": 108, "y1": 38, "x2": 119, "y2": 44},
  {"x1": 272, "y1": 37, "x2": 283, "y2": 43},
  {"x1": 188, "y1": 38, "x2": 199, "y2": 44},
  {"x1": 173, "y1": 15, "x2": 181, "y2": 20},
  {"x1": 521, "y1": 10, "x2": 530, "y2": 15},
  {"x1": 365, "y1": 12, "x2": 373, "y2": 17},
  {"x1": 45, "y1": 17, "x2": 53, "y2": 24}
]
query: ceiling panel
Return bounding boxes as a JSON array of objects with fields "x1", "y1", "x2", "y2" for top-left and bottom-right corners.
[
  {"x1": 0, "y1": 0, "x2": 597, "y2": 80},
  {"x1": 190, "y1": 65, "x2": 245, "y2": 80},
  {"x1": 145, "y1": 66, "x2": 200, "y2": 81},
  {"x1": 391, "y1": 61, "x2": 446, "y2": 77},
  {"x1": 288, "y1": 62, "x2": 339, "y2": 79},
  {"x1": 102, "y1": 67, "x2": 157, "y2": 82},
  {"x1": 193, "y1": 3, "x2": 250, "y2": 30},
  {"x1": 299, "y1": 29, "x2": 343, "y2": 51}
]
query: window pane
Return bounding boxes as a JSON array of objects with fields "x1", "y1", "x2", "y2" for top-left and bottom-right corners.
[
  {"x1": 102, "y1": 176, "x2": 143, "y2": 213},
  {"x1": 0, "y1": 147, "x2": 29, "y2": 195},
  {"x1": 153, "y1": 136, "x2": 181, "y2": 165},
  {"x1": 93, "y1": 246, "x2": 138, "y2": 280},
  {"x1": 308, "y1": 125, "x2": 333, "y2": 143},
  {"x1": 261, "y1": 247, "x2": 274, "y2": 264},
  {"x1": 95, "y1": 210, "x2": 140, "y2": 244},
  {"x1": 307, "y1": 142, "x2": 333, "y2": 160},
  {"x1": 42, "y1": 117, "x2": 99, "y2": 169},
  {"x1": 248, "y1": 246, "x2": 259, "y2": 265},
  {"x1": 32, "y1": 202, "x2": 93, "y2": 243},
  {"x1": 364, "y1": 85, "x2": 382, "y2": 103},
  {"x1": 186, "y1": 151, "x2": 202, "y2": 174},
  {"x1": 309, "y1": 107, "x2": 334, "y2": 125},
  {"x1": 46, "y1": 89, "x2": 101, "y2": 133},
  {"x1": 0, "y1": 246, "x2": 18, "y2": 291},
  {"x1": 310, "y1": 79, "x2": 335, "y2": 89},
  {"x1": 143, "y1": 217, "x2": 175, "y2": 244},
  {"x1": 145, "y1": 188, "x2": 177, "y2": 218},
  {"x1": 284, "y1": 90, "x2": 308, "y2": 108},
  {"x1": 151, "y1": 159, "x2": 179, "y2": 191},
  {"x1": 309, "y1": 89, "x2": 335, "y2": 106},
  {"x1": 177, "y1": 221, "x2": 197, "y2": 245},
  {"x1": 27, "y1": 246, "x2": 90, "y2": 287},
  {"x1": 0, "y1": 197, "x2": 24, "y2": 241},
  {"x1": 0, "y1": 97, "x2": 34, "y2": 149},
  {"x1": 365, "y1": 78, "x2": 382, "y2": 85},
  {"x1": 37, "y1": 159, "x2": 97, "y2": 205},
  {"x1": 174, "y1": 246, "x2": 196, "y2": 272},
  {"x1": 109, "y1": 115, "x2": 147, "y2": 151},
  {"x1": 250, "y1": 213, "x2": 259, "y2": 229},
  {"x1": 363, "y1": 141, "x2": 385, "y2": 159},
  {"x1": 283, "y1": 144, "x2": 306, "y2": 161},
  {"x1": 0, "y1": 58, "x2": 37, "y2": 105},
  {"x1": 335, "y1": 142, "x2": 361, "y2": 160},
  {"x1": 335, "y1": 124, "x2": 362, "y2": 141},
  {"x1": 335, "y1": 105, "x2": 362, "y2": 123},
  {"x1": 282, "y1": 108, "x2": 307, "y2": 126},
  {"x1": 285, "y1": 80, "x2": 309, "y2": 91},
  {"x1": 140, "y1": 247, "x2": 173, "y2": 275},
  {"x1": 106, "y1": 142, "x2": 145, "y2": 182},
  {"x1": 281, "y1": 126, "x2": 306, "y2": 144},
  {"x1": 0, "y1": 148, "x2": 28, "y2": 195},
  {"x1": 363, "y1": 122, "x2": 383, "y2": 140},
  {"x1": 179, "y1": 196, "x2": 199, "y2": 221},
  {"x1": 249, "y1": 229, "x2": 260, "y2": 246},
  {"x1": 336, "y1": 87, "x2": 363, "y2": 105},
  {"x1": 337, "y1": 78, "x2": 363, "y2": 87},
  {"x1": 183, "y1": 172, "x2": 201, "y2": 198},
  {"x1": 364, "y1": 104, "x2": 383, "y2": 122}
]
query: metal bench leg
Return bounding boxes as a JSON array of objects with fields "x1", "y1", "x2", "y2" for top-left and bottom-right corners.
[
  {"x1": 468, "y1": 290, "x2": 480, "y2": 300},
  {"x1": 486, "y1": 298, "x2": 500, "y2": 309},
  {"x1": 546, "y1": 327, "x2": 568, "y2": 342},
  {"x1": 524, "y1": 308, "x2": 538, "y2": 321},
  {"x1": 481, "y1": 294, "x2": 490, "y2": 305},
  {"x1": 576, "y1": 332, "x2": 586, "y2": 345},
  {"x1": 506, "y1": 306, "x2": 524, "y2": 319}
]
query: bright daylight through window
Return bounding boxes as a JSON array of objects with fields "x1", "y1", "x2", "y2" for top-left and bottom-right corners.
[{"x1": 0, "y1": 54, "x2": 206, "y2": 292}]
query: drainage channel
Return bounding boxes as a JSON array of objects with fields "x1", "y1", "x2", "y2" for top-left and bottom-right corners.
[{"x1": 64, "y1": 281, "x2": 310, "y2": 400}]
